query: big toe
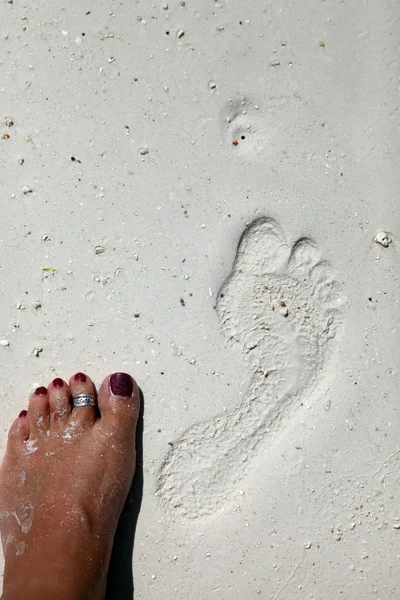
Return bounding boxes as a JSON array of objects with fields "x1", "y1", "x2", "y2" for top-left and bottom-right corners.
[{"x1": 97, "y1": 373, "x2": 139, "y2": 430}]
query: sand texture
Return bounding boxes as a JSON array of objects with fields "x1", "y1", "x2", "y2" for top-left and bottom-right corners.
[{"x1": 0, "y1": 0, "x2": 399, "y2": 598}]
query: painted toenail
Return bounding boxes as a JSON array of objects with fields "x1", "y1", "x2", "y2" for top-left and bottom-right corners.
[
  {"x1": 19, "y1": 410, "x2": 28, "y2": 418},
  {"x1": 74, "y1": 372, "x2": 87, "y2": 382},
  {"x1": 110, "y1": 373, "x2": 133, "y2": 398},
  {"x1": 35, "y1": 386, "x2": 48, "y2": 395},
  {"x1": 52, "y1": 378, "x2": 64, "y2": 388}
]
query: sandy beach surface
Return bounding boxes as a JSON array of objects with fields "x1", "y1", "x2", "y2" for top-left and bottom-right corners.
[{"x1": 0, "y1": 0, "x2": 399, "y2": 598}]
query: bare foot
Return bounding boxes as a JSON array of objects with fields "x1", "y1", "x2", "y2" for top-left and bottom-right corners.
[{"x1": 0, "y1": 372, "x2": 139, "y2": 600}]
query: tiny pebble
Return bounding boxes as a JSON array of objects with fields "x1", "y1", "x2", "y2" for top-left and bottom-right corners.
[
  {"x1": 393, "y1": 523, "x2": 400, "y2": 530},
  {"x1": 32, "y1": 300, "x2": 41, "y2": 309},
  {"x1": 177, "y1": 29, "x2": 185, "y2": 38},
  {"x1": 271, "y1": 60, "x2": 280, "y2": 66},
  {"x1": 361, "y1": 553, "x2": 368, "y2": 559},
  {"x1": 21, "y1": 185, "x2": 33, "y2": 194},
  {"x1": 94, "y1": 246, "x2": 105, "y2": 254},
  {"x1": 5, "y1": 117, "x2": 14, "y2": 127},
  {"x1": 0, "y1": 340, "x2": 10, "y2": 347},
  {"x1": 305, "y1": 542, "x2": 312, "y2": 549},
  {"x1": 279, "y1": 306, "x2": 289, "y2": 317}
]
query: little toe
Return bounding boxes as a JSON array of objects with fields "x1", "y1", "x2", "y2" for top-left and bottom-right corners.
[
  {"x1": 7, "y1": 410, "x2": 30, "y2": 443},
  {"x1": 69, "y1": 372, "x2": 97, "y2": 428},
  {"x1": 28, "y1": 386, "x2": 50, "y2": 436},
  {"x1": 3, "y1": 411, "x2": 30, "y2": 462},
  {"x1": 310, "y1": 261, "x2": 341, "y2": 306},
  {"x1": 97, "y1": 372, "x2": 139, "y2": 430}
]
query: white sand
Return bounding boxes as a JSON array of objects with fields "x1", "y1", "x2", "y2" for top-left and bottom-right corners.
[{"x1": 0, "y1": 0, "x2": 399, "y2": 597}]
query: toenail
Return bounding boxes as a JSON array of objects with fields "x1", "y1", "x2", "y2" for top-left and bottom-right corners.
[
  {"x1": 74, "y1": 372, "x2": 87, "y2": 383},
  {"x1": 110, "y1": 372, "x2": 133, "y2": 398},
  {"x1": 35, "y1": 386, "x2": 48, "y2": 395},
  {"x1": 52, "y1": 378, "x2": 64, "y2": 388},
  {"x1": 19, "y1": 410, "x2": 28, "y2": 418}
]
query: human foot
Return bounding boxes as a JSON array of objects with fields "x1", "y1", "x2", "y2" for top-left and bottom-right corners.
[{"x1": 0, "y1": 372, "x2": 139, "y2": 600}]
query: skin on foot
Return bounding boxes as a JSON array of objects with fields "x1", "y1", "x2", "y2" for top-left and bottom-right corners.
[{"x1": 0, "y1": 372, "x2": 139, "y2": 600}]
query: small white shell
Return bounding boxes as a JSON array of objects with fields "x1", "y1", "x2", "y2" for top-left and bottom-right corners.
[
  {"x1": 0, "y1": 340, "x2": 10, "y2": 347},
  {"x1": 374, "y1": 231, "x2": 391, "y2": 247}
]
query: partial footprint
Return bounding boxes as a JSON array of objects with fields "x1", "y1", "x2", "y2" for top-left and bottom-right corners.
[
  {"x1": 220, "y1": 97, "x2": 264, "y2": 156},
  {"x1": 156, "y1": 218, "x2": 342, "y2": 519},
  {"x1": 220, "y1": 95, "x2": 288, "y2": 157}
]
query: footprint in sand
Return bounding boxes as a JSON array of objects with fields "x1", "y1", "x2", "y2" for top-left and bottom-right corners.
[
  {"x1": 220, "y1": 96, "x2": 288, "y2": 157},
  {"x1": 220, "y1": 97, "x2": 264, "y2": 156},
  {"x1": 156, "y1": 218, "x2": 342, "y2": 519}
]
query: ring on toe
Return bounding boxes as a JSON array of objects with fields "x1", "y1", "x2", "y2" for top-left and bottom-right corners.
[{"x1": 72, "y1": 394, "x2": 96, "y2": 408}]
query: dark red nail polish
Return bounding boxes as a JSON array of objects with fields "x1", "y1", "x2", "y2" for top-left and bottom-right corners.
[
  {"x1": 74, "y1": 372, "x2": 87, "y2": 383},
  {"x1": 52, "y1": 378, "x2": 64, "y2": 388},
  {"x1": 19, "y1": 410, "x2": 28, "y2": 418},
  {"x1": 35, "y1": 386, "x2": 47, "y2": 395},
  {"x1": 110, "y1": 373, "x2": 133, "y2": 398}
]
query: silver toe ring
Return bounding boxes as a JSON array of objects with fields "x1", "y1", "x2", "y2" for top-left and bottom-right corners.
[{"x1": 72, "y1": 394, "x2": 96, "y2": 408}]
